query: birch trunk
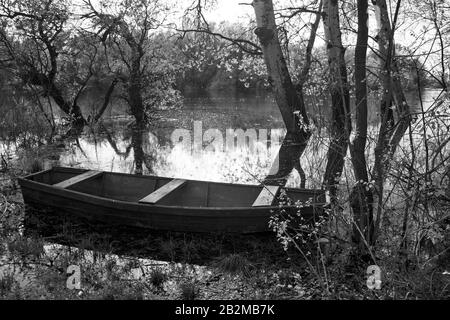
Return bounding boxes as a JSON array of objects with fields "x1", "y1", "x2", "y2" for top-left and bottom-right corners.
[{"x1": 252, "y1": 0, "x2": 311, "y2": 185}]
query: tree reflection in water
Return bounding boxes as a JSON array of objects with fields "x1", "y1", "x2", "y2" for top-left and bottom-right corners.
[{"x1": 55, "y1": 120, "x2": 323, "y2": 189}]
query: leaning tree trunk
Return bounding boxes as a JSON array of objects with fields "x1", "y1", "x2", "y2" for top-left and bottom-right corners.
[
  {"x1": 349, "y1": 0, "x2": 374, "y2": 249},
  {"x1": 371, "y1": 0, "x2": 411, "y2": 242},
  {"x1": 322, "y1": 0, "x2": 351, "y2": 197},
  {"x1": 49, "y1": 88, "x2": 86, "y2": 129},
  {"x1": 252, "y1": 0, "x2": 311, "y2": 186},
  {"x1": 25, "y1": 70, "x2": 87, "y2": 129}
]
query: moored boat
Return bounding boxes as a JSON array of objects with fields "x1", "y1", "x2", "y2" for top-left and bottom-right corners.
[{"x1": 18, "y1": 167, "x2": 326, "y2": 233}]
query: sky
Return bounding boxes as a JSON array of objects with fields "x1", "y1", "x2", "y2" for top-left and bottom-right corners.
[{"x1": 204, "y1": 0, "x2": 254, "y2": 23}]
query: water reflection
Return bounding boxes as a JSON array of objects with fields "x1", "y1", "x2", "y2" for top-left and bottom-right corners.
[
  {"x1": 54, "y1": 89, "x2": 439, "y2": 187},
  {"x1": 2, "y1": 89, "x2": 441, "y2": 188},
  {"x1": 58, "y1": 120, "x2": 287, "y2": 185}
]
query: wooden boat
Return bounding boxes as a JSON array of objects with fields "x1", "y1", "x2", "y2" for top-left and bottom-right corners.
[{"x1": 18, "y1": 167, "x2": 326, "y2": 233}]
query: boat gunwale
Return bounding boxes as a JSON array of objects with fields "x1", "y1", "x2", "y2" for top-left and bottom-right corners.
[{"x1": 32, "y1": 166, "x2": 326, "y2": 194}]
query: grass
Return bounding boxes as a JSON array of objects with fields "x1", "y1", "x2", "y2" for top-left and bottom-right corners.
[
  {"x1": 214, "y1": 254, "x2": 253, "y2": 277},
  {"x1": 179, "y1": 281, "x2": 197, "y2": 300},
  {"x1": 149, "y1": 268, "x2": 167, "y2": 289},
  {"x1": 6, "y1": 236, "x2": 45, "y2": 260},
  {"x1": 0, "y1": 273, "x2": 16, "y2": 296},
  {"x1": 29, "y1": 159, "x2": 43, "y2": 173},
  {"x1": 98, "y1": 282, "x2": 146, "y2": 300}
]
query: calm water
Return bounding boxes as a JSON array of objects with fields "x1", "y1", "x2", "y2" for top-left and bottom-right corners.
[
  {"x1": 59, "y1": 93, "x2": 288, "y2": 185},
  {"x1": 4, "y1": 88, "x2": 445, "y2": 188}
]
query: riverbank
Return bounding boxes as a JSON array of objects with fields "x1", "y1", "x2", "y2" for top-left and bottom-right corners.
[
  {"x1": 0, "y1": 169, "x2": 325, "y2": 300},
  {"x1": 1, "y1": 165, "x2": 449, "y2": 300}
]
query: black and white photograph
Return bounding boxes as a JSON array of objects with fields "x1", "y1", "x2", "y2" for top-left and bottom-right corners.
[{"x1": 0, "y1": 0, "x2": 449, "y2": 307}]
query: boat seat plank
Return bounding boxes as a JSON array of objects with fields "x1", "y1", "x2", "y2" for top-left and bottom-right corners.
[
  {"x1": 252, "y1": 185, "x2": 280, "y2": 207},
  {"x1": 139, "y1": 179, "x2": 187, "y2": 204},
  {"x1": 53, "y1": 170, "x2": 102, "y2": 189}
]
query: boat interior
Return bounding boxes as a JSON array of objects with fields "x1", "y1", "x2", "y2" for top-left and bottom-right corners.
[{"x1": 26, "y1": 167, "x2": 326, "y2": 208}]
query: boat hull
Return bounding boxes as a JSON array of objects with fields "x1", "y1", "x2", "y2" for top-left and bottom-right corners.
[{"x1": 18, "y1": 168, "x2": 325, "y2": 234}]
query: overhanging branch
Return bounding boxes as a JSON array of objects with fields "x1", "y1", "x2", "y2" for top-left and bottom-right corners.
[{"x1": 177, "y1": 28, "x2": 262, "y2": 56}]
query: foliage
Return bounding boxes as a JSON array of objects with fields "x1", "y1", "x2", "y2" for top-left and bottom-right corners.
[{"x1": 175, "y1": 21, "x2": 267, "y2": 93}]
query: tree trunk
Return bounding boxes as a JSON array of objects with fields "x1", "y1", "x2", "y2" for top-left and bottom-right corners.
[
  {"x1": 371, "y1": 0, "x2": 411, "y2": 242},
  {"x1": 252, "y1": 0, "x2": 311, "y2": 186},
  {"x1": 322, "y1": 0, "x2": 351, "y2": 197},
  {"x1": 128, "y1": 54, "x2": 146, "y2": 126},
  {"x1": 264, "y1": 132, "x2": 306, "y2": 186},
  {"x1": 25, "y1": 71, "x2": 87, "y2": 128},
  {"x1": 132, "y1": 122, "x2": 145, "y2": 175},
  {"x1": 94, "y1": 78, "x2": 118, "y2": 122},
  {"x1": 349, "y1": 0, "x2": 374, "y2": 248}
]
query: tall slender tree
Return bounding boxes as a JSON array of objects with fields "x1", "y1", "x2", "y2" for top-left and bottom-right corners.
[
  {"x1": 371, "y1": 0, "x2": 411, "y2": 242},
  {"x1": 349, "y1": 0, "x2": 374, "y2": 249},
  {"x1": 322, "y1": 0, "x2": 351, "y2": 197}
]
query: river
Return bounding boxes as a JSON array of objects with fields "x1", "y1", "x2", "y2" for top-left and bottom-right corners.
[{"x1": 2, "y1": 88, "x2": 445, "y2": 188}]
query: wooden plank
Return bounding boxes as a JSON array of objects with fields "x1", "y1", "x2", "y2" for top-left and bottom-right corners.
[
  {"x1": 139, "y1": 179, "x2": 186, "y2": 204},
  {"x1": 53, "y1": 170, "x2": 102, "y2": 189},
  {"x1": 252, "y1": 185, "x2": 280, "y2": 207}
]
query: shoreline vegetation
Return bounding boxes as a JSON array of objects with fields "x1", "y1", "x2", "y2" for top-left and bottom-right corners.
[{"x1": 0, "y1": 153, "x2": 449, "y2": 300}]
